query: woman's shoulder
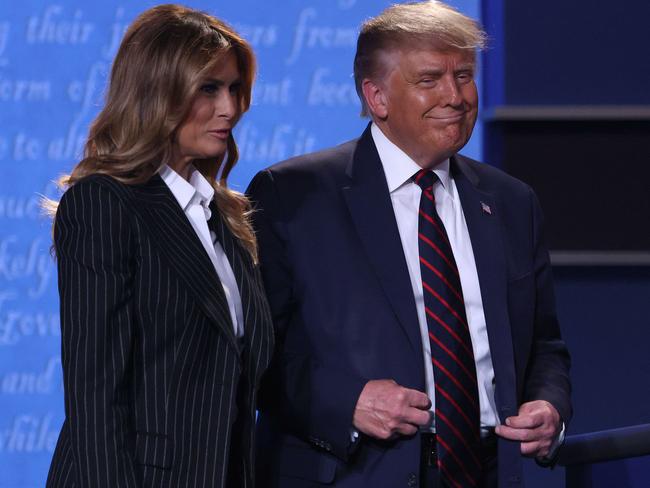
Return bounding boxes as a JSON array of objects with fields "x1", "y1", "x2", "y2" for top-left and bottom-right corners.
[
  {"x1": 57, "y1": 173, "x2": 137, "y2": 222},
  {"x1": 61, "y1": 173, "x2": 135, "y2": 207},
  {"x1": 54, "y1": 174, "x2": 141, "y2": 250},
  {"x1": 67, "y1": 173, "x2": 131, "y2": 195}
]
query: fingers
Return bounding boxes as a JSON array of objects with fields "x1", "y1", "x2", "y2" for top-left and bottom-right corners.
[
  {"x1": 495, "y1": 424, "x2": 553, "y2": 457},
  {"x1": 395, "y1": 422, "x2": 419, "y2": 437},
  {"x1": 494, "y1": 400, "x2": 562, "y2": 458},
  {"x1": 495, "y1": 424, "x2": 538, "y2": 442},
  {"x1": 382, "y1": 406, "x2": 429, "y2": 438},
  {"x1": 520, "y1": 440, "x2": 549, "y2": 458},
  {"x1": 494, "y1": 410, "x2": 543, "y2": 441},
  {"x1": 365, "y1": 408, "x2": 425, "y2": 440},
  {"x1": 404, "y1": 388, "x2": 432, "y2": 410},
  {"x1": 519, "y1": 400, "x2": 561, "y2": 427},
  {"x1": 504, "y1": 413, "x2": 543, "y2": 430},
  {"x1": 353, "y1": 379, "x2": 431, "y2": 440},
  {"x1": 403, "y1": 406, "x2": 432, "y2": 427}
]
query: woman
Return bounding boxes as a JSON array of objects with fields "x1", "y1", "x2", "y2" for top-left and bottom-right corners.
[{"x1": 45, "y1": 5, "x2": 273, "y2": 488}]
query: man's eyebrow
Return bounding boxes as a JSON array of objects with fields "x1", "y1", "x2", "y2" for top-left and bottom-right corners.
[
  {"x1": 414, "y1": 63, "x2": 475, "y2": 75},
  {"x1": 413, "y1": 68, "x2": 445, "y2": 76}
]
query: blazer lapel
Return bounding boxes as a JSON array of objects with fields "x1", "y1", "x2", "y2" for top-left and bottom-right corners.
[
  {"x1": 342, "y1": 126, "x2": 424, "y2": 366},
  {"x1": 209, "y1": 203, "x2": 274, "y2": 385},
  {"x1": 130, "y1": 174, "x2": 239, "y2": 352},
  {"x1": 208, "y1": 204, "x2": 253, "y2": 338},
  {"x1": 452, "y1": 156, "x2": 518, "y2": 419}
]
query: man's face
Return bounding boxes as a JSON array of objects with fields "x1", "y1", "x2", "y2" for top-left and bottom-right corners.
[{"x1": 373, "y1": 46, "x2": 478, "y2": 168}]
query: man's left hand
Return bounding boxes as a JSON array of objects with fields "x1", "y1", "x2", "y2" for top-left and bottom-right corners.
[{"x1": 495, "y1": 400, "x2": 561, "y2": 458}]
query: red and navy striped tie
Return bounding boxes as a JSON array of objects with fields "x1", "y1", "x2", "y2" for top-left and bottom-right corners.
[{"x1": 414, "y1": 170, "x2": 482, "y2": 487}]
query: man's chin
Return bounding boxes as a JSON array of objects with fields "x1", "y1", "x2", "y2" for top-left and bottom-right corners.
[{"x1": 431, "y1": 132, "x2": 472, "y2": 156}]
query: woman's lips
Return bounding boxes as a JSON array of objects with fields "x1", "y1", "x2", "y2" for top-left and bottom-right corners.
[{"x1": 208, "y1": 129, "x2": 230, "y2": 139}]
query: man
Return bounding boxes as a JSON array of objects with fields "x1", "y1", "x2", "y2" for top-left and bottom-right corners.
[{"x1": 248, "y1": 2, "x2": 571, "y2": 487}]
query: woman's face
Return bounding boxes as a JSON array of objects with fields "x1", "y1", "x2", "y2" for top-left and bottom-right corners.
[{"x1": 173, "y1": 51, "x2": 241, "y2": 168}]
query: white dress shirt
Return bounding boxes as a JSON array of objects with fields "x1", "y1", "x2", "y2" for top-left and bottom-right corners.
[
  {"x1": 159, "y1": 164, "x2": 244, "y2": 338},
  {"x1": 371, "y1": 123, "x2": 499, "y2": 432}
]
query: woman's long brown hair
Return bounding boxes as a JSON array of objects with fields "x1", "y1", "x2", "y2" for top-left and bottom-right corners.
[{"x1": 44, "y1": 4, "x2": 259, "y2": 261}]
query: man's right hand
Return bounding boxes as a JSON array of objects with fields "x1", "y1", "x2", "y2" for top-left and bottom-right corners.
[{"x1": 352, "y1": 379, "x2": 431, "y2": 440}]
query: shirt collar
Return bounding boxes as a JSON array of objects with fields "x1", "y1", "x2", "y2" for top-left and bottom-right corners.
[
  {"x1": 189, "y1": 167, "x2": 215, "y2": 207},
  {"x1": 159, "y1": 164, "x2": 215, "y2": 211},
  {"x1": 370, "y1": 122, "x2": 452, "y2": 194}
]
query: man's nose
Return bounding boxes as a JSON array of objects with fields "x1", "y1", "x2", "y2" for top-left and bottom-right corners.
[{"x1": 439, "y1": 76, "x2": 463, "y2": 107}]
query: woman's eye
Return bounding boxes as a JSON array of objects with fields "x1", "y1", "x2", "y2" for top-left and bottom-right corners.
[
  {"x1": 200, "y1": 83, "x2": 218, "y2": 94},
  {"x1": 229, "y1": 83, "x2": 241, "y2": 94}
]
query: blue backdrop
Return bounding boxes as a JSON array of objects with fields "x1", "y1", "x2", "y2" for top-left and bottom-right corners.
[{"x1": 0, "y1": 1, "x2": 481, "y2": 486}]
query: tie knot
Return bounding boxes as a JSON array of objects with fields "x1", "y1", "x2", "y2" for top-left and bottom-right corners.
[{"x1": 414, "y1": 170, "x2": 438, "y2": 191}]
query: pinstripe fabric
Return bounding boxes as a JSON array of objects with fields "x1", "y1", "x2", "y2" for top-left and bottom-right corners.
[{"x1": 47, "y1": 174, "x2": 274, "y2": 488}]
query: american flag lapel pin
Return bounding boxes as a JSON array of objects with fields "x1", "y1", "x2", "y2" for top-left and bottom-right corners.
[{"x1": 481, "y1": 201, "x2": 492, "y2": 215}]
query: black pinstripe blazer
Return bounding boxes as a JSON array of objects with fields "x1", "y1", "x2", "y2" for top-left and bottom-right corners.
[{"x1": 46, "y1": 173, "x2": 274, "y2": 488}]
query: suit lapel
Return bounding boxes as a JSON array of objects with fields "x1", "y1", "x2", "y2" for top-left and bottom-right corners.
[
  {"x1": 130, "y1": 174, "x2": 239, "y2": 352},
  {"x1": 342, "y1": 127, "x2": 424, "y2": 364},
  {"x1": 452, "y1": 156, "x2": 517, "y2": 418}
]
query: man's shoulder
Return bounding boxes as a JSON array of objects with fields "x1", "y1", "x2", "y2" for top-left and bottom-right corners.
[
  {"x1": 454, "y1": 153, "x2": 533, "y2": 199},
  {"x1": 264, "y1": 137, "x2": 359, "y2": 179}
]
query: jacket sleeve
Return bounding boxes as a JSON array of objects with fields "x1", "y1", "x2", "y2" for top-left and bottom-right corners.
[
  {"x1": 55, "y1": 178, "x2": 140, "y2": 487},
  {"x1": 247, "y1": 169, "x2": 367, "y2": 462},
  {"x1": 523, "y1": 187, "x2": 572, "y2": 425}
]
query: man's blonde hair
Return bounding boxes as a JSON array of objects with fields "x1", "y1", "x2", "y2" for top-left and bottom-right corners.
[{"x1": 353, "y1": 0, "x2": 487, "y2": 116}]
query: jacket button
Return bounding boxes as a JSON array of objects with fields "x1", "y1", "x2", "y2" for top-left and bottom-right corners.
[{"x1": 407, "y1": 473, "x2": 417, "y2": 487}]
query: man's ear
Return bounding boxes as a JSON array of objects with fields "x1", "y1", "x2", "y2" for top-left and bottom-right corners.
[{"x1": 361, "y1": 79, "x2": 388, "y2": 119}]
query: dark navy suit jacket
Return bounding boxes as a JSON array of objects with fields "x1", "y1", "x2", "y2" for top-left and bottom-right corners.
[{"x1": 248, "y1": 126, "x2": 571, "y2": 487}]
